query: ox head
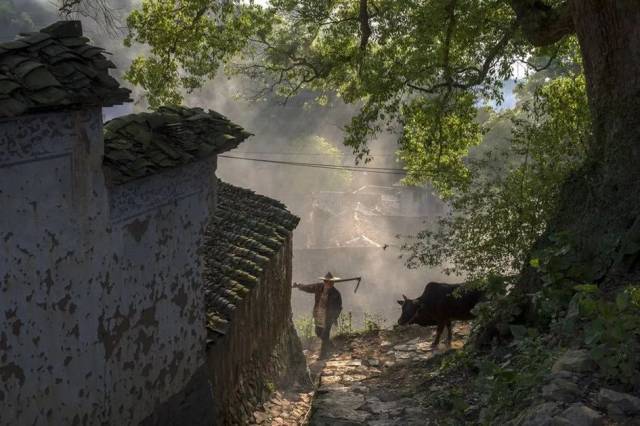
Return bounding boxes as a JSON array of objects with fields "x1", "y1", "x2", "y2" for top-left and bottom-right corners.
[{"x1": 397, "y1": 295, "x2": 420, "y2": 325}]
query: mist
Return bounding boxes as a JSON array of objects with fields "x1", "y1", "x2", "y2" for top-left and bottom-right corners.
[
  {"x1": 192, "y1": 81, "x2": 453, "y2": 327},
  {"x1": 8, "y1": 0, "x2": 455, "y2": 328}
]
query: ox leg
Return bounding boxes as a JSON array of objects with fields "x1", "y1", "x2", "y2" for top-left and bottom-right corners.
[
  {"x1": 432, "y1": 322, "x2": 444, "y2": 347},
  {"x1": 446, "y1": 321, "x2": 453, "y2": 347}
]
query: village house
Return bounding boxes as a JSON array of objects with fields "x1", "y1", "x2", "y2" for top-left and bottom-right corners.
[{"x1": 1, "y1": 21, "x2": 308, "y2": 426}]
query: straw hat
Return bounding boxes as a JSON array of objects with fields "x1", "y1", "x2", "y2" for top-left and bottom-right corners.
[{"x1": 319, "y1": 271, "x2": 340, "y2": 281}]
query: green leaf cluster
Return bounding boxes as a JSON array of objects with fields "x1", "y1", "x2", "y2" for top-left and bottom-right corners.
[
  {"x1": 124, "y1": 0, "x2": 525, "y2": 176},
  {"x1": 476, "y1": 337, "x2": 556, "y2": 424},
  {"x1": 404, "y1": 63, "x2": 590, "y2": 279},
  {"x1": 125, "y1": 0, "x2": 267, "y2": 108},
  {"x1": 562, "y1": 285, "x2": 640, "y2": 388}
]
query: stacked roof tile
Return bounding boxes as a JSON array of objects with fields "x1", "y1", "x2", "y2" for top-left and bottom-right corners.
[
  {"x1": 103, "y1": 106, "x2": 252, "y2": 184},
  {"x1": 0, "y1": 21, "x2": 130, "y2": 118},
  {"x1": 203, "y1": 181, "x2": 299, "y2": 346}
]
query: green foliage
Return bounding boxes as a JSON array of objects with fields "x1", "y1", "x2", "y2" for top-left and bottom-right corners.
[
  {"x1": 264, "y1": 379, "x2": 276, "y2": 394},
  {"x1": 438, "y1": 347, "x2": 475, "y2": 375},
  {"x1": 124, "y1": 0, "x2": 549, "y2": 187},
  {"x1": 335, "y1": 311, "x2": 353, "y2": 336},
  {"x1": 398, "y1": 92, "x2": 482, "y2": 196},
  {"x1": 363, "y1": 312, "x2": 385, "y2": 332},
  {"x1": 430, "y1": 386, "x2": 468, "y2": 418},
  {"x1": 294, "y1": 315, "x2": 314, "y2": 342},
  {"x1": 424, "y1": 338, "x2": 557, "y2": 424},
  {"x1": 474, "y1": 336, "x2": 556, "y2": 424},
  {"x1": 405, "y1": 67, "x2": 590, "y2": 279},
  {"x1": 297, "y1": 311, "x2": 388, "y2": 341},
  {"x1": 125, "y1": 0, "x2": 265, "y2": 108},
  {"x1": 561, "y1": 285, "x2": 640, "y2": 388},
  {"x1": 335, "y1": 311, "x2": 388, "y2": 336}
]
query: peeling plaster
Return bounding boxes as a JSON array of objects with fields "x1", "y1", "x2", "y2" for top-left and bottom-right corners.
[
  {"x1": 1, "y1": 110, "x2": 214, "y2": 425},
  {"x1": 125, "y1": 216, "x2": 151, "y2": 243},
  {"x1": 0, "y1": 363, "x2": 25, "y2": 386}
]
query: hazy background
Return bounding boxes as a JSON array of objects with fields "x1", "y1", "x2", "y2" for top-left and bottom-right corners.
[{"x1": 5, "y1": 0, "x2": 516, "y2": 327}]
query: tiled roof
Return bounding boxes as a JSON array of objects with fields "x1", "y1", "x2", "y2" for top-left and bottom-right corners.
[
  {"x1": 0, "y1": 21, "x2": 130, "y2": 118},
  {"x1": 203, "y1": 181, "x2": 299, "y2": 346},
  {"x1": 103, "y1": 106, "x2": 252, "y2": 184}
]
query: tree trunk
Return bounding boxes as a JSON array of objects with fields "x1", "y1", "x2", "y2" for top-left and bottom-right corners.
[{"x1": 522, "y1": 1, "x2": 640, "y2": 292}]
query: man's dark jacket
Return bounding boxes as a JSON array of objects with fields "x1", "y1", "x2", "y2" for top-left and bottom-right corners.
[{"x1": 297, "y1": 283, "x2": 342, "y2": 329}]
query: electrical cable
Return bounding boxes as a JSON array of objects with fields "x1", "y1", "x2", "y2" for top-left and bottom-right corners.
[
  {"x1": 218, "y1": 154, "x2": 407, "y2": 175},
  {"x1": 231, "y1": 151, "x2": 398, "y2": 157}
]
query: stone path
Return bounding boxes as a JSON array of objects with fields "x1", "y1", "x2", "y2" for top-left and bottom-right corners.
[
  {"x1": 248, "y1": 324, "x2": 469, "y2": 426},
  {"x1": 308, "y1": 325, "x2": 468, "y2": 426},
  {"x1": 248, "y1": 390, "x2": 313, "y2": 425}
]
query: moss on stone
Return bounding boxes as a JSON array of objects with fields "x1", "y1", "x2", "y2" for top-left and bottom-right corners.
[{"x1": 204, "y1": 181, "x2": 299, "y2": 346}]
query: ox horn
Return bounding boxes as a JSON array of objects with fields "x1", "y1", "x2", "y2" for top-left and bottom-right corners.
[{"x1": 402, "y1": 294, "x2": 408, "y2": 301}]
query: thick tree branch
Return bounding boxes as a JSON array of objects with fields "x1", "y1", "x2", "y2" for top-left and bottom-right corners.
[
  {"x1": 359, "y1": 0, "x2": 372, "y2": 50},
  {"x1": 442, "y1": 0, "x2": 458, "y2": 87},
  {"x1": 515, "y1": 47, "x2": 560, "y2": 72},
  {"x1": 405, "y1": 21, "x2": 517, "y2": 94},
  {"x1": 509, "y1": 0, "x2": 574, "y2": 47}
]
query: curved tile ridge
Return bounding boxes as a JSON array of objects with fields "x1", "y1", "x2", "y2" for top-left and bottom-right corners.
[
  {"x1": 103, "y1": 106, "x2": 252, "y2": 184},
  {"x1": 203, "y1": 180, "x2": 299, "y2": 346},
  {"x1": 0, "y1": 20, "x2": 130, "y2": 118}
]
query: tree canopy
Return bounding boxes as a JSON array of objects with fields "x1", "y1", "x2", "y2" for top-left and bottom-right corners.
[
  {"x1": 124, "y1": 0, "x2": 577, "y2": 193},
  {"x1": 123, "y1": 1, "x2": 640, "y2": 300},
  {"x1": 405, "y1": 65, "x2": 590, "y2": 279}
]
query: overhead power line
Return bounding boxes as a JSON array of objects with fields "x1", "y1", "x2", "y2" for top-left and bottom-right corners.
[
  {"x1": 218, "y1": 155, "x2": 407, "y2": 175},
  {"x1": 231, "y1": 151, "x2": 399, "y2": 157}
]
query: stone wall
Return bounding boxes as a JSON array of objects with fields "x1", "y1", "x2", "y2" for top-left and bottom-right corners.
[
  {"x1": 0, "y1": 109, "x2": 213, "y2": 425},
  {"x1": 207, "y1": 237, "x2": 311, "y2": 424}
]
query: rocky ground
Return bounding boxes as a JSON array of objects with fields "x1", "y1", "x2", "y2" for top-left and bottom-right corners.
[
  {"x1": 248, "y1": 389, "x2": 314, "y2": 425},
  {"x1": 307, "y1": 324, "x2": 468, "y2": 426},
  {"x1": 509, "y1": 349, "x2": 640, "y2": 426},
  {"x1": 248, "y1": 323, "x2": 469, "y2": 426},
  {"x1": 248, "y1": 324, "x2": 640, "y2": 425}
]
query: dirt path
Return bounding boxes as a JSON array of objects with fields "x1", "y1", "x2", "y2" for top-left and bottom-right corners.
[{"x1": 248, "y1": 324, "x2": 469, "y2": 426}]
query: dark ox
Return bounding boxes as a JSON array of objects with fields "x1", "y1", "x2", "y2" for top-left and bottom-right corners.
[{"x1": 397, "y1": 282, "x2": 482, "y2": 347}]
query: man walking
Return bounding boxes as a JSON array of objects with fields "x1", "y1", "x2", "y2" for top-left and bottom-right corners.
[{"x1": 293, "y1": 272, "x2": 343, "y2": 358}]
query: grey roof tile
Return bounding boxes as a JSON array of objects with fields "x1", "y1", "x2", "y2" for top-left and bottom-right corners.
[
  {"x1": 103, "y1": 106, "x2": 252, "y2": 184},
  {"x1": 0, "y1": 20, "x2": 130, "y2": 118},
  {"x1": 203, "y1": 181, "x2": 299, "y2": 347}
]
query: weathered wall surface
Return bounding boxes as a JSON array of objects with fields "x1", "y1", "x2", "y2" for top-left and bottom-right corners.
[
  {"x1": 0, "y1": 110, "x2": 213, "y2": 425},
  {"x1": 1, "y1": 109, "x2": 114, "y2": 425},
  {"x1": 207, "y1": 237, "x2": 311, "y2": 425},
  {"x1": 105, "y1": 159, "x2": 215, "y2": 424}
]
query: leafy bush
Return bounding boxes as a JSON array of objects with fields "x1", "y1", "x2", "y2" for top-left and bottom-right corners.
[
  {"x1": 562, "y1": 284, "x2": 640, "y2": 388},
  {"x1": 335, "y1": 311, "x2": 354, "y2": 336},
  {"x1": 427, "y1": 336, "x2": 556, "y2": 424},
  {"x1": 474, "y1": 336, "x2": 556, "y2": 424},
  {"x1": 363, "y1": 312, "x2": 386, "y2": 332},
  {"x1": 438, "y1": 347, "x2": 475, "y2": 374}
]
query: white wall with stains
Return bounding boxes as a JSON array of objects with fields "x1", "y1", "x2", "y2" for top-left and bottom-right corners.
[{"x1": 0, "y1": 108, "x2": 213, "y2": 425}]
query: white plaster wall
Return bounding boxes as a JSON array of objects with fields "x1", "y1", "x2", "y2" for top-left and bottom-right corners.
[
  {"x1": 105, "y1": 161, "x2": 213, "y2": 424},
  {"x1": 0, "y1": 110, "x2": 212, "y2": 425}
]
